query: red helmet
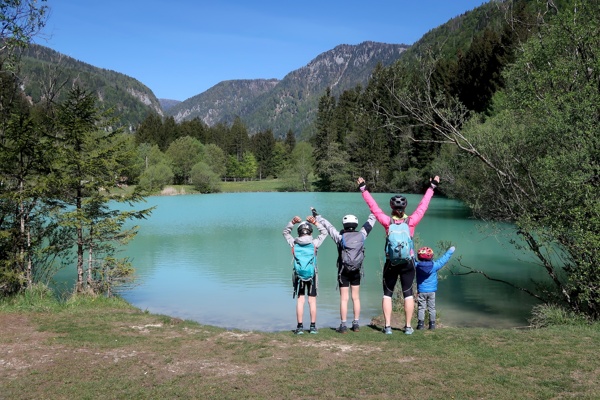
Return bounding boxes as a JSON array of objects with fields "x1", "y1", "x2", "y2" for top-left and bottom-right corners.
[{"x1": 417, "y1": 247, "x2": 434, "y2": 260}]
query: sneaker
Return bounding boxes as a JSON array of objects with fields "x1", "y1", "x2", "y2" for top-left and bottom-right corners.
[
  {"x1": 404, "y1": 326, "x2": 414, "y2": 335},
  {"x1": 336, "y1": 324, "x2": 348, "y2": 334},
  {"x1": 351, "y1": 321, "x2": 360, "y2": 332},
  {"x1": 309, "y1": 325, "x2": 318, "y2": 334},
  {"x1": 416, "y1": 320, "x2": 425, "y2": 330},
  {"x1": 383, "y1": 326, "x2": 393, "y2": 335},
  {"x1": 429, "y1": 321, "x2": 436, "y2": 330},
  {"x1": 294, "y1": 325, "x2": 304, "y2": 335}
]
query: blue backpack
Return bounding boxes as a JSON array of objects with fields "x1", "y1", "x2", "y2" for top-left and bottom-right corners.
[
  {"x1": 292, "y1": 242, "x2": 316, "y2": 281},
  {"x1": 386, "y1": 218, "x2": 413, "y2": 265}
]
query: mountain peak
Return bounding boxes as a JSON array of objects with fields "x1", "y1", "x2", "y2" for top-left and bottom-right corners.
[{"x1": 167, "y1": 41, "x2": 408, "y2": 136}]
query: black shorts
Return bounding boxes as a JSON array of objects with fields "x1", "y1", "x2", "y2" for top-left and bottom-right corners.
[
  {"x1": 382, "y1": 259, "x2": 415, "y2": 298},
  {"x1": 338, "y1": 268, "x2": 361, "y2": 288},
  {"x1": 294, "y1": 277, "x2": 317, "y2": 297}
]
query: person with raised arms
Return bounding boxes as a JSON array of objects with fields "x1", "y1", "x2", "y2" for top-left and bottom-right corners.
[{"x1": 356, "y1": 175, "x2": 440, "y2": 335}]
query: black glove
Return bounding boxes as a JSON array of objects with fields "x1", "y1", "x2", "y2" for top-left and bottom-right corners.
[
  {"x1": 311, "y1": 207, "x2": 319, "y2": 218},
  {"x1": 430, "y1": 177, "x2": 440, "y2": 189},
  {"x1": 358, "y1": 181, "x2": 366, "y2": 191}
]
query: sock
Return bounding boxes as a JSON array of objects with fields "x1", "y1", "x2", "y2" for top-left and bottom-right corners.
[
  {"x1": 341, "y1": 320, "x2": 347, "y2": 326},
  {"x1": 310, "y1": 322, "x2": 316, "y2": 327},
  {"x1": 297, "y1": 322, "x2": 303, "y2": 328}
]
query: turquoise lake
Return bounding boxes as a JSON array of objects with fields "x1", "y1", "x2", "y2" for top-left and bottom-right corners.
[{"x1": 65, "y1": 192, "x2": 546, "y2": 332}]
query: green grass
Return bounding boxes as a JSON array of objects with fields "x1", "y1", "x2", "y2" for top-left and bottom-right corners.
[
  {"x1": 1, "y1": 290, "x2": 599, "y2": 399},
  {"x1": 114, "y1": 178, "x2": 300, "y2": 197},
  {"x1": 221, "y1": 178, "x2": 287, "y2": 192}
]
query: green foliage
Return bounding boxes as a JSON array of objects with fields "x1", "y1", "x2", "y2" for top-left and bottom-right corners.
[
  {"x1": 48, "y1": 86, "x2": 154, "y2": 295},
  {"x1": 203, "y1": 143, "x2": 227, "y2": 178},
  {"x1": 280, "y1": 142, "x2": 314, "y2": 191},
  {"x1": 190, "y1": 162, "x2": 221, "y2": 193},
  {"x1": 0, "y1": 283, "x2": 59, "y2": 312},
  {"x1": 250, "y1": 129, "x2": 276, "y2": 178},
  {"x1": 529, "y1": 304, "x2": 591, "y2": 329},
  {"x1": 165, "y1": 136, "x2": 204, "y2": 184},
  {"x1": 138, "y1": 163, "x2": 174, "y2": 191},
  {"x1": 0, "y1": 0, "x2": 48, "y2": 71},
  {"x1": 431, "y1": 2, "x2": 600, "y2": 319}
]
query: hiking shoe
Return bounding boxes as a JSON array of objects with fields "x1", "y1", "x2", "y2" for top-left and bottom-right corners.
[
  {"x1": 351, "y1": 321, "x2": 360, "y2": 332},
  {"x1": 293, "y1": 326, "x2": 304, "y2": 335},
  {"x1": 404, "y1": 326, "x2": 414, "y2": 335},
  {"x1": 336, "y1": 324, "x2": 348, "y2": 334},
  {"x1": 429, "y1": 321, "x2": 436, "y2": 330},
  {"x1": 309, "y1": 325, "x2": 318, "y2": 334},
  {"x1": 383, "y1": 326, "x2": 393, "y2": 335},
  {"x1": 416, "y1": 320, "x2": 425, "y2": 330}
]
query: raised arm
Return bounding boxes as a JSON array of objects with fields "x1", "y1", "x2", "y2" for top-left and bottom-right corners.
[
  {"x1": 360, "y1": 213, "x2": 377, "y2": 238},
  {"x1": 408, "y1": 176, "x2": 439, "y2": 229},
  {"x1": 432, "y1": 246, "x2": 455, "y2": 273},
  {"x1": 315, "y1": 214, "x2": 342, "y2": 244},
  {"x1": 282, "y1": 216, "x2": 301, "y2": 247},
  {"x1": 306, "y1": 215, "x2": 328, "y2": 248},
  {"x1": 357, "y1": 177, "x2": 391, "y2": 230}
]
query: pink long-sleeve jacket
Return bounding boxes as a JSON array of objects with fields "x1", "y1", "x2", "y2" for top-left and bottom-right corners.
[{"x1": 361, "y1": 188, "x2": 435, "y2": 235}]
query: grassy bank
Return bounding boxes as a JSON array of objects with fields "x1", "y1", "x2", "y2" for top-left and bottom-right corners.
[
  {"x1": 1, "y1": 293, "x2": 599, "y2": 399},
  {"x1": 113, "y1": 178, "x2": 294, "y2": 197}
]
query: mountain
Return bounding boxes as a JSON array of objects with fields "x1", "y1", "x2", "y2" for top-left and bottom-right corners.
[
  {"x1": 158, "y1": 98, "x2": 181, "y2": 112},
  {"x1": 166, "y1": 79, "x2": 280, "y2": 127},
  {"x1": 167, "y1": 41, "x2": 409, "y2": 137},
  {"x1": 18, "y1": 44, "x2": 163, "y2": 129}
]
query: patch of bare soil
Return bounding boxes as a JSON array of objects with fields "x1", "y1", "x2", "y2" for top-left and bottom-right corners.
[{"x1": 0, "y1": 314, "x2": 63, "y2": 380}]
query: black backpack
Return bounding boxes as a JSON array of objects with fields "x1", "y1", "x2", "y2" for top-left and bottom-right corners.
[{"x1": 339, "y1": 231, "x2": 365, "y2": 271}]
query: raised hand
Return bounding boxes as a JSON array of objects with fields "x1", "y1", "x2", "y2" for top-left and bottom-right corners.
[{"x1": 357, "y1": 177, "x2": 366, "y2": 191}]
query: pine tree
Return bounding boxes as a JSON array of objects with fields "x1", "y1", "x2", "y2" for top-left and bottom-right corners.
[{"x1": 53, "y1": 86, "x2": 152, "y2": 294}]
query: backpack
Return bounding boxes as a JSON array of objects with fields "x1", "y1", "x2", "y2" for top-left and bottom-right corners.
[
  {"x1": 292, "y1": 242, "x2": 316, "y2": 281},
  {"x1": 386, "y1": 218, "x2": 413, "y2": 265},
  {"x1": 340, "y1": 231, "x2": 365, "y2": 271}
]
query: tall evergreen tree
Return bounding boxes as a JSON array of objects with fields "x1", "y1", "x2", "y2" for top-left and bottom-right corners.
[
  {"x1": 54, "y1": 86, "x2": 152, "y2": 294},
  {"x1": 228, "y1": 116, "x2": 250, "y2": 160},
  {"x1": 134, "y1": 113, "x2": 166, "y2": 150},
  {"x1": 312, "y1": 87, "x2": 337, "y2": 191},
  {"x1": 284, "y1": 129, "x2": 296, "y2": 154},
  {"x1": 251, "y1": 129, "x2": 275, "y2": 179}
]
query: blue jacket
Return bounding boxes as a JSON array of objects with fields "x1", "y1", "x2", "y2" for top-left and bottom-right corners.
[{"x1": 415, "y1": 248, "x2": 455, "y2": 293}]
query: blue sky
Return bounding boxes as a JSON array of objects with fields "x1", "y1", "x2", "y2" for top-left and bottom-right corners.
[{"x1": 40, "y1": 1, "x2": 487, "y2": 101}]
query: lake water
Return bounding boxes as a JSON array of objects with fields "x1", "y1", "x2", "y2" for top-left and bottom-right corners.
[{"x1": 77, "y1": 191, "x2": 545, "y2": 332}]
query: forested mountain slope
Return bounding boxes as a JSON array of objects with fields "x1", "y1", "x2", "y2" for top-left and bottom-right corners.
[{"x1": 18, "y1": 44, "x2": 163, "y2": 130}]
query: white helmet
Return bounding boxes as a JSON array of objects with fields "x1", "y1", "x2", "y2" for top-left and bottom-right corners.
[{"x1": 342, "y1": 215, "x2": 358, "y2": 230}]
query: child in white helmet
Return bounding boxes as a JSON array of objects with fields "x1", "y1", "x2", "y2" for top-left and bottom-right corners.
[{"x1": 313, "y1": 207, "x2": 376, "y2": 333}]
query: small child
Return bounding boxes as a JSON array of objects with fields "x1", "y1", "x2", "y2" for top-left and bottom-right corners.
[
  {"x1": 282, "y1": 215, "x2": 328, "y2": 334},
  {"x1": 415, "y1": 246, "x2": 455, "y2": 330}
]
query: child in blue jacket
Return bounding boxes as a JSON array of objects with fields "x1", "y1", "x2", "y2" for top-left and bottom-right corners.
[{"x1": 415, "y1": 246, "x2": 455, "y2": 330}]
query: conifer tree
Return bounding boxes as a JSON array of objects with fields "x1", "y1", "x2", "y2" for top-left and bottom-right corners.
[{"x1": 53, "y1": 86, "x2": 152, "y2": 294}]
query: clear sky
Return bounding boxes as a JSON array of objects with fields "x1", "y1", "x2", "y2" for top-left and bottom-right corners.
[{"x1": 40, "y1": 1, "x2": 487, "y2": 101}]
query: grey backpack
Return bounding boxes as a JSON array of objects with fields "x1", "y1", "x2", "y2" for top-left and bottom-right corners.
[{"x1": 340, "y1": 231, "x2": 365, "y2": 271}]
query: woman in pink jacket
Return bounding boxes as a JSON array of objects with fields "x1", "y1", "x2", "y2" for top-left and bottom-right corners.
[{"x1": 356, "y1": 176, "x2": 440, "y2": 335}]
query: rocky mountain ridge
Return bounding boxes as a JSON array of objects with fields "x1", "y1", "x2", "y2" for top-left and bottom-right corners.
[{"x1": 167, "y1": 41, "x2": 409, "y2": 137}]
